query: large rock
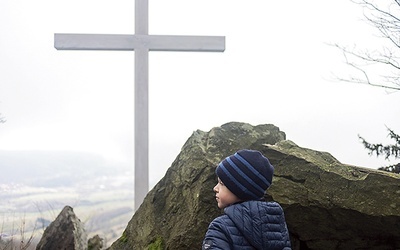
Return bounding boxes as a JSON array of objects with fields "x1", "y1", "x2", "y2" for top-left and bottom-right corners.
[
  {"x1": 108, "y1": 122, "x2": 400, "y2": 250},
  {"x1": 264, "y1": 140, "x2": 400, "y2": 249},
  {"x1": 36, "y1": 205, "x2": 87, "y2": 250}
]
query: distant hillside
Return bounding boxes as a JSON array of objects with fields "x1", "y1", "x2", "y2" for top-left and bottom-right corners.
[
  {"x1": 0, "y1": 150, "x2": 135, "y2": 248},
  {"x1": 0, "y1": 150, "x2": 131, "y2": 187}
]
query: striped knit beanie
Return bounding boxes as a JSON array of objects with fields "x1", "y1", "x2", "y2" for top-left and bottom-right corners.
[{"x1": 216, "y1": 149, "x2": 274, "y2": 201}]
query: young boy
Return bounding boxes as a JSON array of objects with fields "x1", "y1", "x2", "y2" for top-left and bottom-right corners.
[{"x1": 202, "y1": 149, "x2": 292, "y2": 250}]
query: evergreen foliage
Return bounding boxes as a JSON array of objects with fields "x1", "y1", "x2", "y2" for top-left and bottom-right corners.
[{"x1": 359, "y1": 127, "x2": 400, "y2": 173}]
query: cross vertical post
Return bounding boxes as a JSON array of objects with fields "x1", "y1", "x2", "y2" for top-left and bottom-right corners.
[
  {"x1": 54, "y1": 0, "x2": 225, "y2": 211},
  {"x1": 134, "y1": 0, "x2": 149, "y2": 211}
]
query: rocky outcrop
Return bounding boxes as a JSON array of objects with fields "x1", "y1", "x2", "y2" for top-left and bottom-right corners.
[
  {"x1": 108, "y1": 122, "x2": 286, "y2": 249},
  {"x1": 108, "y1": 122, "x2": 400, "y2": 250},
  {"x1": 36, "y1": 205, "x2": 87, "y2": 250},
  {"x1": 263, "y1": 140, "x2": 400, "y2": 249}
]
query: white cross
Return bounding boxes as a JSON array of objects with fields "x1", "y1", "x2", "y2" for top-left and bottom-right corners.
[{"x1": 54, "y1": 0, "x2": 225, "y2": 211}]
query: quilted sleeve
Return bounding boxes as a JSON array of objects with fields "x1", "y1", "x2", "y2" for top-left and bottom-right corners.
[{"x1": 202, "y1": 216, "x2": 231, "y2": 250}]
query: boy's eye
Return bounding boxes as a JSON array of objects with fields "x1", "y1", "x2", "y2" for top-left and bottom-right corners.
[{"x1": 218, "y1": 180, "x2": 224, "y2": 186}]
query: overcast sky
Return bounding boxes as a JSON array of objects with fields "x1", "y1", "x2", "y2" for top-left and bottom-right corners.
[{"x1": 0, "y1": 0, "x2": 399, "y2": 187}]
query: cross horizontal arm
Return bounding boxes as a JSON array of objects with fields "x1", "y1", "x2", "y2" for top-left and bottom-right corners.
[{"x1": 54, "y1": 34, "x2": 225, "y2": 52}]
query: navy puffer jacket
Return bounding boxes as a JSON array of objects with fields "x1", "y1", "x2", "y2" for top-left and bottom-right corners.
[{"x1": 202, "y1": 201, "x2": 291, "y2": 250}]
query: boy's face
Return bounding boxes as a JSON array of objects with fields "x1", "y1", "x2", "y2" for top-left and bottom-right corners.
[{"x1": 213, "y1": 177, "x2": 241, "y2": 209}]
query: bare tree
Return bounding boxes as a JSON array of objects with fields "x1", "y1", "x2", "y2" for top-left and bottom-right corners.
[
  {"x1": 333, "y1": 0, "x2": 400, "y2": 91},
  {"x1": 0, "y1": 114, "x2": 5, "y2": 123},
  {"x1": 333, "y1": 1, "x2": 400, "y2": 172}
]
